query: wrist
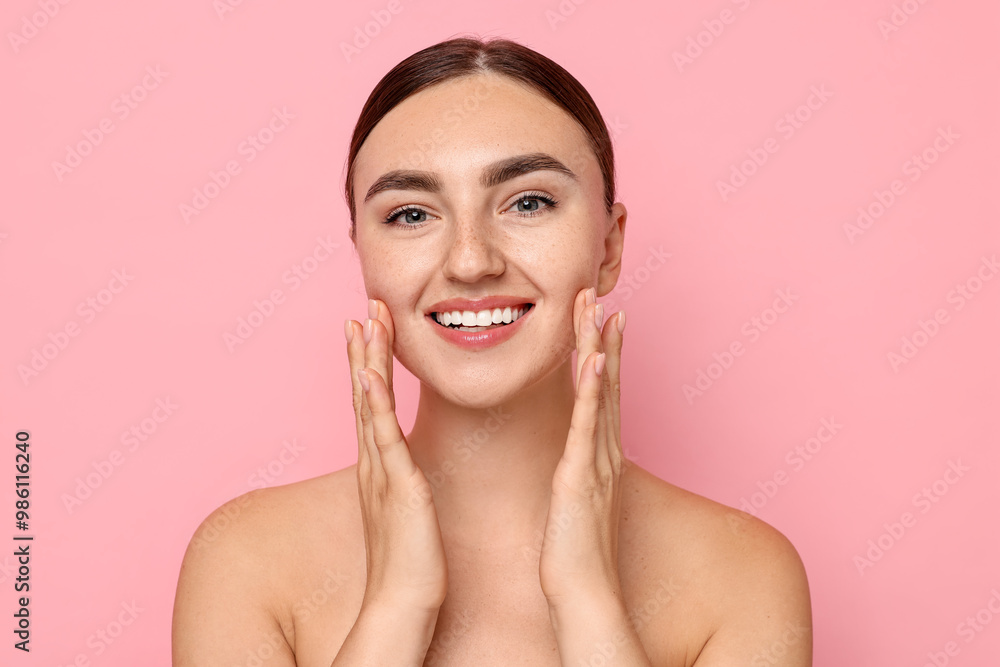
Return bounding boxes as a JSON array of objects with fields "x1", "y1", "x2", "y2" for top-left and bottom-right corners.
[
  {"x1": 545, "y1": 581, "x2": 625, "y2": 617},
  {"x1": 360, "y1": 597, "x2": 442, "y2": 628},
  {"x1": 334, "y1": 602, "x2": 442, "y2": 666},
  {"x1": 546, "y1": 592, "x2": 654, "y2": 667}
]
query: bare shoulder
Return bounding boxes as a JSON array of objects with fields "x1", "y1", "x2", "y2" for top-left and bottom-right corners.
[
  {"x1": 172, "y1": 466, "x2": 363, "y2": 665},
  {"x1": 622, "y1": 463, "x2": 812, "y2": 666}
]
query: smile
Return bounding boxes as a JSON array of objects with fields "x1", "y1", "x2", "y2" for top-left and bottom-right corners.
[
  {"x1": 432, "y1": 304, "x2": 533, "y2": 331},
  {"x1": 426, "y1": 303, "x2": 534, "y2": 349}
]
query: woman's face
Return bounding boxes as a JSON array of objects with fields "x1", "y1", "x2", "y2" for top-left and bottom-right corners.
[{"x1": 352, "y1": 72, "x2": 625, "y2": 408}]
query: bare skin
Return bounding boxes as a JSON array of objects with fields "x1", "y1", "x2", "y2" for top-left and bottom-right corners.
[{"x1": 172, "y1": 72, "x2": 811, "y2": 666}]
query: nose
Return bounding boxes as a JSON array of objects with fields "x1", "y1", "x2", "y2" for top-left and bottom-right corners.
[{"x1": 441, "y1": 212, "x2": 505, "y2": 282}]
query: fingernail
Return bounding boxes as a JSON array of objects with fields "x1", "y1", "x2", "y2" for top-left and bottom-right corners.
[
  {"x1": 616, "y1": 310, "x2": 626, "y2": 334},
  {"x1": 344, "y1": 319, "x2": 354, "y2": 344},
  {"x1": 363, "y1": 318, "x2": 373, "y2": 343},
  {"x1": 595, "y1": 352, "x2": 606, "y2": 377},
  {"x1": 585, "y1": 288, "x2": 596, "y2": 306},
  {"x1": 594, "y1": 303, "x2": 604, "y2": 329},
  {"x1": 368, "y1": 299, "x2": 378, "y2": 320},
  {"x1": 357, "y1": 368, "x2": 370, "y2": 392}
]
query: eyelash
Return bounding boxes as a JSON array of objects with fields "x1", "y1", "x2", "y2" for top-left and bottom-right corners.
[{"x1": 380, "y1": 191, "x2": 559, "y2": 230}]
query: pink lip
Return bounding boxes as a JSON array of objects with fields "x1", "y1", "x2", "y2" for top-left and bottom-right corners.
[{"x1": 427, "y1": 304, "x2": 533, "y2": 350}]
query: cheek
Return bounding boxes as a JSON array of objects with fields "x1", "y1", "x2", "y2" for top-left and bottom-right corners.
[
  {"x1": 356, "y1": 238, "x2": 406, "y2": 296},
  {"x1": 356, "y1": 243, "x2": 427, "y2": 353}
]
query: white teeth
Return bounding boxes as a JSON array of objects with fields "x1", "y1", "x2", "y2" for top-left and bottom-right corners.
[{"x1": 433, "y1": 304, "x2": 531, "y2": 328}]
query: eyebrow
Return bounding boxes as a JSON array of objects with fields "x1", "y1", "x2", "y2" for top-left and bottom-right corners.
[{"x1": 363, "y1": 152, "x2": 577, "y2": 203}]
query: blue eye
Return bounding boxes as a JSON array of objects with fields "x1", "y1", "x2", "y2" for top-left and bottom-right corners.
[
  {"x1": 510, "y1": 192, "x2": 558, "y2": 216},
  {"x1": 380, "y1": 191, "x2": 559, "y2": 229},
  {"x1": 382, "y1": 207, "x2": 428, "y2": 228}
]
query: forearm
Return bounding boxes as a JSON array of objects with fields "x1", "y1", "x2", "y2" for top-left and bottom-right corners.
[
  {"x1": 331, "y1": 603, "x2": 440, "y2": 667},
  {"x1": 548, "y1": 593, "x2": 654, "y2": 667}
]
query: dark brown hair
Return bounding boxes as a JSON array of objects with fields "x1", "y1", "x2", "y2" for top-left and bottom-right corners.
[{"x1": 343, "y1": 35, "x2": 617, "y2": 242}]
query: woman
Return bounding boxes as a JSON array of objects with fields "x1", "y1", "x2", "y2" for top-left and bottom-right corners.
[{"x1": 173, "y1": 36, "x2": 812, "y2": 666}]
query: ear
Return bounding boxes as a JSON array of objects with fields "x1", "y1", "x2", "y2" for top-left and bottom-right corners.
[{"x1": 597, "y1": 202, "x2": 627, "y2": 297}]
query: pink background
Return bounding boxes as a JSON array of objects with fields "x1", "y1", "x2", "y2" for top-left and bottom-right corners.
[{"x1": 2, "y1": 0, "x2": 998, "y2": 664}]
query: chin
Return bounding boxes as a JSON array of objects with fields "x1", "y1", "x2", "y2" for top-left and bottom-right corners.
[
  {"x1": 392, "y1": 347, "x2": 518, "y2": 408},
  {"x1": 430, "y1": 365, "x2": 525, "y2": 409}
]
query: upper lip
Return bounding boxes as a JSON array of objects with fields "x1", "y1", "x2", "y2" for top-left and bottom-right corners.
[{"x1": 426, "y1": 296, "x2": 534, "y2": 315}]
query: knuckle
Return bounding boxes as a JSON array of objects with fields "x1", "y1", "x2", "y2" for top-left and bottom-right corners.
[{"x1": 375, "y1": 433, "x2": 401, "y2": 452}]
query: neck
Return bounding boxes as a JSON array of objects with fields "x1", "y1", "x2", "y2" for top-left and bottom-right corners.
[{"x1": 406, "y1": 357, "x2": 576, "y2": 549}]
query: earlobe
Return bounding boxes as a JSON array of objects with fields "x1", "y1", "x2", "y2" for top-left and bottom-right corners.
[{"x1": 597, "y1": 202, "x2": 627, "y2": 297}]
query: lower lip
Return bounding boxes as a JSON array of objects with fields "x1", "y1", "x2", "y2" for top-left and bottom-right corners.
[{"x1": 427, "y1": 305, "x2": 533, "y2": 350}]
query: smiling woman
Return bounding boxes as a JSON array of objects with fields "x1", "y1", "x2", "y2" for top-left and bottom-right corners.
[{"x1": 171, "y1": 35, "x2": 812, "y2": 666}]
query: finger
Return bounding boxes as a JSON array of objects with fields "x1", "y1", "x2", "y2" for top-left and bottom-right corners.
[
  {"x1": 564, "y1": 350, "x2": 605, "y2": 468},
  {"x1": 594, "y1": 350, "x2": 611, "y2": 479},
  {"x1": 569, "y1": 287, "x2": 587, "y2": 380},
  {"x1": 369, "y1": 299, "x2": 395, "y2": 408},
  {"x1": 572, "y1": 287, "x2": 588, "y2": 341},
  {"x1": 356, "y1": 367, "x2": 386, "y2": 487},
  {"x1": 575, "y1": 291, "x2": 605, "y2": 394},
  {"x1": 358, "y1": 366, "x2": 417, "y2": 480},
  {"x1": 363, "y1": 317, "x2": 390, "y2": 404},
  {"x1": 346, "y1": 319, "x2": 374, "y2": 477},
  {"x1": 602, "y1": 310, "x2": 625, "y2": 472}
]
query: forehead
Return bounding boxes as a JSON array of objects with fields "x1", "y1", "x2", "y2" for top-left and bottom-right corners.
[{"x1": 353, "y1": 73, "x2": 596, "y2": 192}]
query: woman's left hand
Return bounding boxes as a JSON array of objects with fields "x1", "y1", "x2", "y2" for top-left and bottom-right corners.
[{"x1": 539, "y1": 286, "x2": 626, "y2": 610}]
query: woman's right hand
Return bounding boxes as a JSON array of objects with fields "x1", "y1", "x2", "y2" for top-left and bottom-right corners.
[{"x1": 345, "y1": 299, "x2": 449, "y2": 617}]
